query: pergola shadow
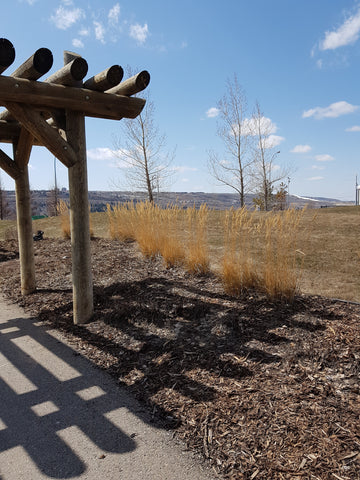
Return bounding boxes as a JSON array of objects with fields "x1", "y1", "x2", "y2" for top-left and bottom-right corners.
[{"x1": 0, "y1": 313, "x2": 148, "y2": 478}]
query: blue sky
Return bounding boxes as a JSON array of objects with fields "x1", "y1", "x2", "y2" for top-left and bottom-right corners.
[{"x1": 1, "y1": 0, "x2": 360, "y2": 201}]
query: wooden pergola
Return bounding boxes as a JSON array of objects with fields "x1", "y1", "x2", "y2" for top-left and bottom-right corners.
[{"x1": 0, "y1": 38, "x2": 150, "y2": 324}]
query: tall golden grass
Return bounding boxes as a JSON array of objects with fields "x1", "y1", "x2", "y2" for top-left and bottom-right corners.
[
  {"x1": 57, "y1": 199, "x2": 70, "y2": 238},
  {"x1": 261, "y1": 209, "x2": 305, "y2": 301},
  {"x1": 57, "y1": 199, "x2": 94, "y2": 239},
  {"x1": 222, "y1": 207, "x2": 260, "y2": 295},
  {"x1": 185, "y1": 204, "x2": 210, "y2": 274},
  {"x1": 107, "y1": 201, "x2": 305, "y2": 301},
  {"x1": 107, "y1": 201, "x2": 210, "y2": 271}
]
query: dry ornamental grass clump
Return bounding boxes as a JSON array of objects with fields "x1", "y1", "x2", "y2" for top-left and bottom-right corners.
[
  {"x1": 107, "y1": 201, "x2": 306, "y2": 301},
  {"x1": 57, "y1": 199, "x2": 94, "y2": 239},
  {"x1": 185, "y1": 204, "x2": 210, "y2": 274},
  {"x1": 57, "y1": 199, "x2": 70, "y2": 238}
]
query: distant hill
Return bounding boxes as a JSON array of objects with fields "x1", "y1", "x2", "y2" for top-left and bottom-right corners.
[{"x1": 2, "y1": 189, "x2": 354, "y2": 219}]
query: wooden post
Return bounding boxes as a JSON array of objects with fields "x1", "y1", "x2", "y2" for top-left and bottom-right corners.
[
  {"x1": 66, "y1": 109, "x2": 93, "y2": 324},
  {"x1": 13, "y1": 131, "x2": 36, "y2": 295}
]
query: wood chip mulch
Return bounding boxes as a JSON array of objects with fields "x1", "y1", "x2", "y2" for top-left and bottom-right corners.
[{"x1": 1, "y1": 237, "x2": 359, "y2": 479}]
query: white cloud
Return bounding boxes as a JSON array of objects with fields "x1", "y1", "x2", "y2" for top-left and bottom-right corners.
[
  {"x1": 129, "y1": 23, "x2": 149, "y2": 44},
  {"x1": 346, "y1": 125, "x2": 360, "y2": 132},
  {"x1": 79, "y1": 27, "x2": 90, "y2": 37},
  {"x1": 94, "y1": 21, "x2": 106, "y2": 44},
  {"x1": 308, "y1": 176, "x2": 324, "y2": 181},
  {"x1": 302, "y1": 101, "x2": 358, "y2": 119},
  {"x1": 172, "y1": 166, "x2": 198, "y2": 173},
  {"x1": 312, "y1": 165, "x2": 325, "y2": 170},
  {"x1": 320, "y1": 8, "x2": 360, "y2": 50},
  {"x1": 72, "y1": 38, "x2": 84, "y2": 49},
  {"x1": 315, "y1": 154, "x2": 335, "y2": 162},
  {"x1": 267, "y1": 135, "x2": 285, "y2": 148},
  {"x1": 242, "y1": 117, "x2": 278, "y2": 136},
  {"x1": 50, "y1": 5, "x2": 84, "y2": 30},
  {"x1": 87, "y1": 147, "x2": 131, "y2": 169},
  {"x1": 230, "y1": 116, "x2": 283, "y2": 148},
  {"x1": 108, "y1": 3, "x2": 120, "y2": 25},
  {"x1": 291, "y1": 144, "x2": 312, "y2": 153},
  {"x1": 206, "y1": 107, "x2": 219, "y2": 118},
  {"x1": 241, "y1": 116, "x2": 278, "y2": 136},
  {"x1": 87, "y1": 147, "x2": 118, "y2": 161}
]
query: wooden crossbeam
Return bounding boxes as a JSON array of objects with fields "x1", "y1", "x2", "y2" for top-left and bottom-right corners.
[
  {"x1": 0, "y1": 148, "x2": 20, "y2": 179},
  {"x1": 0, "y1": 75, "x2": 145, "y2": 120},
  {"x1": 5, "y1": 102, "x2": 77, "y2": 167}
]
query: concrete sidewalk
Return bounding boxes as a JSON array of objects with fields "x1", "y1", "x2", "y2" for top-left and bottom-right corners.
[{"x1": 0, "y1": 297, "x2": 216, "y2": 480}]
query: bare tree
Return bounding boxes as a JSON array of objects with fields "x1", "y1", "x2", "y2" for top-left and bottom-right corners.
[
  {"x1": 251, "y1": 102, "x2": 289, "y2": 211},
  {"x1": 208, "y1": 74, "x2": 254, "y2": 207},
  {"x1": 113, "y1": 84, "x2": 175, "y2": 202}
]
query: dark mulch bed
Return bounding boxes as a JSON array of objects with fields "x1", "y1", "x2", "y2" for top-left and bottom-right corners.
[{"x1": 1, "y1": 237, "x2": 359, "y2": 479}]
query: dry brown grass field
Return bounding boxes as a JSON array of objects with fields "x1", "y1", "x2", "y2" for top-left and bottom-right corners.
[{"x1": 1, "y1": 205, "x2": 359, "y2": 302}]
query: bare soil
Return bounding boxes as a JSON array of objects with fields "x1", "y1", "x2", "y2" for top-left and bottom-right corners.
[{"x1": 1, "y1": 237, "x2": 359, "y2": 480}]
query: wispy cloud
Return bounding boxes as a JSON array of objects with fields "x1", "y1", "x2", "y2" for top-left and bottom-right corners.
[
  {"x1": 267, "y1": 135, "x2": 285, "y2": 148},
  {"x1": 302, "y1": 101, "x2": 358, "y2": 119},
  {"x1": 315, "y1": 154, "x2": 335, "y2": 162},
  {"x1": 50, "y1": 5, "x2": 84, "y2": 30},
  {"x1": 308, "y1": 176, "x2": 324, "y2": 181},
  {"x1": 108, "y1": 3, "x2": 120, "y2": 26},
  {"x1": 129, "y1": 23, "x2": 149, "y2": 44},
  {"x1": 291, "y1": 144, "x2": 312, "y2": 154},
  {"x1": 312, "y1": 165, "x2": 325, "y2": 170},
  {"x1": 79, "y1": 27, "x2": 90, "y2": 37},
  {"x1": 87, "y1": 147, "x2": 118, "y2": 161},
  {"x1": 72, "y1": 38, "x2": 84, "y2": 49},
  {"x1": 346, "y1": 125, "x2": 360, "y2": 132},
  {"x1": 320, "y1": 7, "x2": 360, "y2": 50},
  {"x1": 206, "y1": 107, "x2": 219, "y2": 118},
  {"x1": 94, "y1": 21, "x2": 106, "y2": 44},
  {"x1": 172, "y1": 166, "x2": 198, "y2": 173}
]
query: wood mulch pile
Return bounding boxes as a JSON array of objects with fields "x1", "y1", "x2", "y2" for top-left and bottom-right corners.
[{"x1": 1, "y1": 237, "x2": 359, "y2": 479}]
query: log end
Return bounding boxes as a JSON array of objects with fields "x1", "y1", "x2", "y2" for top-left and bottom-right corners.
[
  {"x1": 0, "y1": 38, "x2": 15, "y2": 72},
  {"x1": 107, "y1": 65, "x2": 124, "y2": 87},
  {"x1": 70, "y1": 57, "x2": 88, "y2": 81},
  {"x1": 33, "y1": 48, "x2": 53, "y2": 75},
  {"x1": 136, "y1": 70, "x2": 151, "y2": 91}
]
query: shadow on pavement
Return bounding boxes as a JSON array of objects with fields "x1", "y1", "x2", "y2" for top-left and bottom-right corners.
[{"x1": 0, "y1": 313, "x2": 140, "y2": 478}]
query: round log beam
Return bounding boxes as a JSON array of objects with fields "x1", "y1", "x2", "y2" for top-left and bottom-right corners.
[
  {"x1": 12, "y1": 48, "x2": 53, "y2": 79},
  {"x1": 84, "y1": 65, "x2": 124, "y2": 92},
  {"x1": 105, "y1": 70, "x2": 150, "y2": 96},
  {"x1": 46, "y1": 57, "x2": 88, "y2": 86},
  {"x1": 0, "y1": 38, "x2": 15, "y2": 74}
]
